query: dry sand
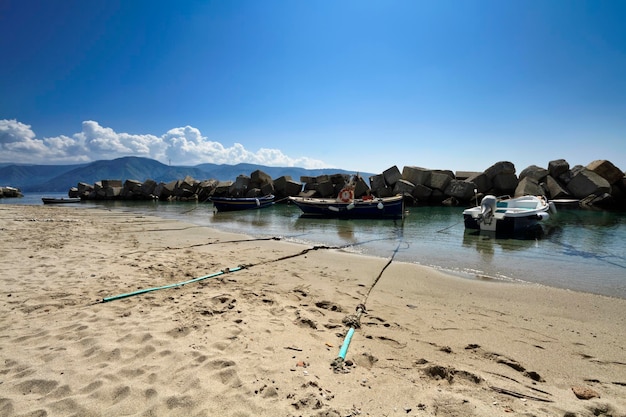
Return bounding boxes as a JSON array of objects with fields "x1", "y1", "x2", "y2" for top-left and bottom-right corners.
[{"x1": 1, "y1": 204, "x2": 625, "y2": 417}]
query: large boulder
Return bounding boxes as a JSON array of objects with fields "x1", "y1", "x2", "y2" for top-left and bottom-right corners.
[
  {"x1": 330, "y1": 173, "x2": 349, "y2": 186},
  {"x1": 212, "y1": 181, "x2": 233, "y2": 197},
  {"x1": 586, "y1": 160, "x2": 624, "y2": 185},
  {"x1": 383, "y1": 166, "x2": 402, "y2": 186},
  {"x1": 376, "y1": 186, "x2": 394, "y2": 198},
  {"x1": 444, "y1": 179, "x2": 476, "y2": 200},
  {"x1": 300, "y1": 175, "x2": 316, "y2": 185},
  {"x1": 429, "y1": 189, "x2": 447, "y2": 204},
  {"x1": 484, "y1": 161, "x2": 516, "y2": 179},
  {"x1": 178, "y1": 176, "x2": 199, "y2": 198},
  {"x1": 548, "y1": 159, "x2": 570, "y2": 178},
  {"x1": 544, "y1": 175, "x2": 570, "y2": 199},
  {"x1": 77, "y1": 182, "x2": 94, "y2": 194},
  {"x1": 250, "y1": 170, "x2": 273, "y2": 189},
  {"x1": 273, "y1": 175, "x2": 291, "y2": 189},
  {"x1": 402, "y1": 166, "x2": 431, "y2": 186},
  {"x1": 229, "y1": 175, "x2": 250, "y2": 197},
  {"x1": 102, "y1": 179, "x2": 123, "y2": 188},
  {"x1": 519, "y1": 165, "x2": 549, "y2": 182},
  {"x1": 426, "y1": 171, "x2": 452, "y2": 191},
  {"x1": 284, "y1": 179, "x2": 303, "y2": 197},
  {"x1": 393, "y1": 179, "x2": 415, "y2": 196},
  {"x1": 455, "y1": 171, "x2": 481, "y2": 180},
  {"x1": 514, "y1": 177, "x2": 544, "y2": 197},
  {"x1": 354, "y1": 176, "x2": 371, "y2": 197},
  {"x1": 492, "y1": 173, "x2": 518, "y2": 195},
  {"x1": 140, "y1": 179, "x2": 158, "y2": 196},
  {"x1": 411, "y1": 184, "x2": 432, "y2": 201},
  {"x1": 316, "y1": 179, "x2": 335, "y2": 198},
  {"x1": 465, "y1": 172, "x2": 491, "y2": 194},
  {"x1": 610, "y1": 183, "x2": 626, "y2": 207},
  {"x1": 273, "y1": 176, "x2": 301, "y2": 198},
  {"x1": 197, "y1": 179, "x2": 218, "y2": 201},
  {"x1": 566, "y1": 168, "x2": 611, "y2": 199},
  {"x1": 260, "y1": 182, "x2": 275, "y2": 196},
  {"x1": 369, "y1": 174, "x2": 391, "y2": 197},
  {"x1": 105, "y1": 186, "x2": 122, "y2": 199}
]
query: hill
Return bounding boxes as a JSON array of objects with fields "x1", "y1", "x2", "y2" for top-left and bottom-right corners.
[{"x1": 0, "y1": 157, "x2": 373, "y2": 192}]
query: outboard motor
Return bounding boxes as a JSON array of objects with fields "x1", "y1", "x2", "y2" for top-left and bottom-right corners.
[{"x1": 479, "y1": 195, "x2": 497, "y2": 224}]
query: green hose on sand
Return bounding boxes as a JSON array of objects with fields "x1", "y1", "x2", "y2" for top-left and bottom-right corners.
[{"x1": 101, "y1": 266, "x2": 244, "y2": 303}]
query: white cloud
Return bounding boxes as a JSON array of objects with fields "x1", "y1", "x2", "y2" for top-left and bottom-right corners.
[
  {"x1": 0, "y1": 119, "x2": 329, "y2": 168},
  {"x1": 0, "y1": 119, "x2": 50, "y2": 162}
]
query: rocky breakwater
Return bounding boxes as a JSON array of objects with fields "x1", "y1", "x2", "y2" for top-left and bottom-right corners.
[
  {"x1": 69, "y1": 170, "x2": 304, "y2": 202},
  {"x1": 67, "y1": 159, "x2": 625, "y2": 210},
  {"x1": 366, "y1": 159, "x2": 625, "y2": 209}
]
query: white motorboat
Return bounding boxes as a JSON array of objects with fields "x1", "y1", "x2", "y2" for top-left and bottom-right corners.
[{"x1": 463, "y1": 195, "x2": 554, "y2": 235}]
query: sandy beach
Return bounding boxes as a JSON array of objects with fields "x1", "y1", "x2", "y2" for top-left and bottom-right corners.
[{"x1": 1, "y1": 204, "x2": 625, "y2": 417}]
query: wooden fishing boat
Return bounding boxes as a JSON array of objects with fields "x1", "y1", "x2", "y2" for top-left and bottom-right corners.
[
  {"x1": 289, "y1": 175, "x2": 404, "y2": 219},
  {"x1": 211, "y1": 194, "x2": 275, "y2": 212},
  {"x1": 463, "y1": 194, "x2": 554, "y2": 235},
  {"x1": 41, "y1": 197, "x2": 82, "y2": 204},
  {"x1": 289, "y1": 194, "x2": 404, "y2": 219}
]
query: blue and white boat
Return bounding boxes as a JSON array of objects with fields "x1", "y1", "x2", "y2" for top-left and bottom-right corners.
[{"x1": 463, "y1": 194, "x2": 553, "y2": 235}]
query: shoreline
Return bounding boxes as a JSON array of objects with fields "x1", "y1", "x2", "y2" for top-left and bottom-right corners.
[
  {"x1": 5, "y1": 196, "x2": 626, "y2": 300},
  {"x1": 1, "y1": 204, "x2": 625, "y2": 416}
]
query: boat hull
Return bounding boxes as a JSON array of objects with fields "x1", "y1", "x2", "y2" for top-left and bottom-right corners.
[
  {"x1": 462, "y1": 195, "x2": 551, "y2": 236},
  {"x1": 463, "y1": 213, "x2": 548, "y2": 236},
  {"x1": 289, "y1": 195, "x2": 404, "y2": 219},
  {"x1": 42, "y1": 197, "x2": 81, "y2": 204},
  {"x1": 211, "y1": 195, "x2": 274, "y2": 212}
]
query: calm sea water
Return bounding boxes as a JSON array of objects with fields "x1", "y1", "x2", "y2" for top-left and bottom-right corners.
[{"x1": 5, "y1": 192, "x2": 626, "y2": 299}]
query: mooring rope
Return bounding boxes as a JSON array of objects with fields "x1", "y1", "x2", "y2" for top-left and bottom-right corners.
[
  {"x1": 436, "y1": 220, "x2": 462, "y2": 233},
  {"x1": 98, "y1": 243, "x2": 343, "y2": 303},
  {"x1": 331, "y1": 240, "x2": 403, "y2": 373},
  {"x1": 180, "y1": 196, "x2": 212, "y2": 214},
  {"x1": 98, "y1": 217, "x2": 409, "y2": 374}
]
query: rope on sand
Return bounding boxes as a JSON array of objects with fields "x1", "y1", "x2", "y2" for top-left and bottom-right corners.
[
  {"x1": 99, "y1": 243, "x2": 342, "y2": 303},
  {"x1": 331, "y1": 241, "x2": 402, "y2": 373},
  {"x1": 99, "y1": 229, "x2": 407, "y2": 370}
]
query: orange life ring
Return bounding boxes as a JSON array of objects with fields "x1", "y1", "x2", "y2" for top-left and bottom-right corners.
[{"x1": 338, "y1": 188, "x2": 354, "y2": 203}]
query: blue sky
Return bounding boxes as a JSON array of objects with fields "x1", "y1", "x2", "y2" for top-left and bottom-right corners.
[{"x1": 1, "y1": 0, "x2": 625, "y2": 174}]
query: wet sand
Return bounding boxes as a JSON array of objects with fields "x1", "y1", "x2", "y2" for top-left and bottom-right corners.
[{"x1": 1, "y1": 205, "x2": 625, "y2": 416}]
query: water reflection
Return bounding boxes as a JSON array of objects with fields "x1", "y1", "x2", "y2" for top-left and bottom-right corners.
[
  {"x1": 336, "y1": 222, "x2": 356, "y2": 242},
  {"x1": 462, "y1": 230, "x2": 542, "y2": 259},
  {"x1": 291, "y1": 216, "x2": 406, "y2": 250},
  {"x1": 209, "y1": 208, "x2": 271, "y2": 229}
]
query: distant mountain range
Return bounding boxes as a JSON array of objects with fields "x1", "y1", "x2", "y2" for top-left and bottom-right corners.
[{"x1": 0, "y1": 157, "x2": 373, "y2": 192}]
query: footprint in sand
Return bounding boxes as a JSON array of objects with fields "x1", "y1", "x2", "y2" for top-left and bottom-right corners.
[
  {"x1": 203, "y1": 359, "x2": 242, "y2": 388},
  {"x1": 466, "y1": 344, "x2": 545, "y2": 382},
  {"x1": 16, "y1": 379, "x2": 59, "y2": 395},
  {"x1": 79, "y1": 380, "x2": 104, "y2": 394}
]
